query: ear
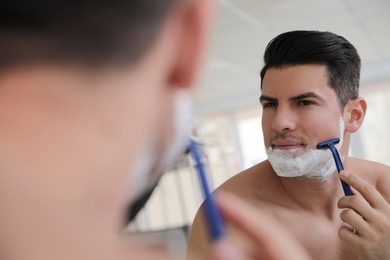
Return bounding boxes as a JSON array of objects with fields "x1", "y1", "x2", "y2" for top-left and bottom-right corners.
[
  {"x1": 343, "y1": 97, "x2": 367, "y2": 133},
  {"x1": 168, "y1": 0, "x2": 216, "y2": 90}
]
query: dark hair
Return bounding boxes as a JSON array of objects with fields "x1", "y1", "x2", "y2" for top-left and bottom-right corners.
[
  {"x1": 260, "y1": 30, "x2": 361, "y2": 109},
  {"x1": 0, "y1": 0, "x2": 177, "y2": 69}
]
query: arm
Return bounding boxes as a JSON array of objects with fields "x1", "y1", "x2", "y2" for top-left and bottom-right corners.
[{"x1": 338, "y1": 170, "x2": 390, "y2": 260}]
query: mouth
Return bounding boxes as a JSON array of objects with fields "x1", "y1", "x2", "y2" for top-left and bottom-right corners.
[
  {"x1": 270, "y1": 142, "x2": 308, "y2": 158},
  {"x1": 271, "y1": 140, "x2": 306, "y2": 151}
]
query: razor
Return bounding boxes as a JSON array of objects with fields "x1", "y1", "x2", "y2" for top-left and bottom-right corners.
[
  {"x1": 189, "y1": 139, "x2": 225, "y2": 241},
  {"x1": 317, "y1": 138, "x2": 353, "y2": 196}
]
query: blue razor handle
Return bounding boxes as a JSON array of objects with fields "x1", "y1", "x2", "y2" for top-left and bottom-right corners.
[
  {"x1": 189, "y1": 139, "x2": 225, "y2": 240},
  {"x1": 317, "y1": 138, "x2": 353, "y2": 196},
  {"x1": 326, "y1": 144, "x2": 353, "y2": 196}
]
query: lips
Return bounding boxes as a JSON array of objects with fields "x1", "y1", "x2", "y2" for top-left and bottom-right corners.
[
  {"x1": 271, "y1": 138, "x2": 306, "y2": 151},
  {"x1": 272, "y1": 143, "x2": 305, "y2": 151}
]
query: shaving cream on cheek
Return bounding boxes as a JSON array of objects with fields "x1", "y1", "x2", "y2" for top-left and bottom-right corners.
[
  {"x1": 266, "y1": 119, "x2": 345, "y2": 181},
  {"x1": 266, "y1": 147, "x2": 336, "y2": 181},
  {"x1": 128, "y1": 91, "x2": 191, "y2": 203}
]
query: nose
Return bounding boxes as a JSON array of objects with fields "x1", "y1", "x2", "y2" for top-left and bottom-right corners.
[{"x1": 271, "y1": 105, "x2": 297, "y2": 133}]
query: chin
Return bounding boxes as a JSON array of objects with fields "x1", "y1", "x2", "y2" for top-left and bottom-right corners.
[{"x1": 300, "y1": 171, "x2": 337, "y2": 183}]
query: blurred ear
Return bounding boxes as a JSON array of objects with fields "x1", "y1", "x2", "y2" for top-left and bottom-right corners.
[
  {"x1": 343, "y1": 97, "x2": 367, "y2": 133},
  {"x1": 168, "y1": 0, "x2": 216, "y2": 90}
]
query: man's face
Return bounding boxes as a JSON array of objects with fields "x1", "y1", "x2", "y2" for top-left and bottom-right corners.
[{"x1": 260, "y1": 64, "x2": 343, "y2": 156}]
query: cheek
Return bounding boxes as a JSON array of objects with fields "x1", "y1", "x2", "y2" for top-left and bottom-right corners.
[
  {"x1": 261, "y1": 110, "x2": 274, "y2": 128},
  {"x1": 305, "y1": 119, "x2": 342, "y2": 146},
  {"x1": 261, "y1": 118, "x2": 271, "y2": 147}
]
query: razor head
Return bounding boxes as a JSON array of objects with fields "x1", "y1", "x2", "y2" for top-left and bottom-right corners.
[{"x1": 317, "y1": 138, "x2": 340, "y2": 149}]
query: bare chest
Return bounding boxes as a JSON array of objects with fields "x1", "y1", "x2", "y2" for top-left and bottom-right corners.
[{"x1": 274, "y1": 212, "x2": 356, "y2": 260}]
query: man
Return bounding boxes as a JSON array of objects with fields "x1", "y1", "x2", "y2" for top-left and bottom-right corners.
[
  {"x1": 188, "y1": 30, "x2": 390, "y2": 259},
  {"x1": 0, "y1": 1, "x2": 311, "y2": 260}
]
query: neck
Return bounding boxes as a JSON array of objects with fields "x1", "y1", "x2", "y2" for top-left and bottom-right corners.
[{"x1": 278, "y1": 173, "x2": 344, "y2": 219}]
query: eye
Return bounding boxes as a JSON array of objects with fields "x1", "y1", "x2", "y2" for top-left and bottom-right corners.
[
  {"x1": 262, "y1": 101, "x2": 277, "y2": 108},
  {"x1": 298, "y1": 100, "x2": 315, "y2": 106}
]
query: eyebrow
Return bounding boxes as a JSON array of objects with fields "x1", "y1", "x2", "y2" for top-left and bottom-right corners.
[
  {"x1": 259, "y1": 95, "x2": 276, "y2": 103},
  {"x1": 259, "y1": 92, "x2": 324, "y2": 103},
  {"x1": 289, "y1": 92, "x2": 324, "y2": 102}
]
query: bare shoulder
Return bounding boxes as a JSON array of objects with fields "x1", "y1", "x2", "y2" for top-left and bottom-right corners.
[
  {"x1": 347, "y1": 157, "x2": 390, "y2": 181},
  {"x1": 347, "y1": 157, "x2": 390, "y2": 200},
  {"x1": 186, "y1": 160, "x2": 275, "y2": 259},
  {"x1": 216, "y1": 160, "x2": 277, "y2": 200}
]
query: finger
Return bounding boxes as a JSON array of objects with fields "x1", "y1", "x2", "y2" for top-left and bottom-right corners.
[
  {"x1": 339, "y1": 209, "x2": 373, "y2": 238},
  {"x1": 339, "y1": 225, "x2": 362, "y2": 246},
  {"x1": 338, "y1": 195, "x2": 376, "y2": 223},
  {"x1": 215, "y1": 192, "x2": 310, "y2": 260},
  {"x1": 212, "y1": 238, "x2": 247, "y2": 260},
  {"x1": 339, "y1": 171, "x2": 387, "y2": 209}
]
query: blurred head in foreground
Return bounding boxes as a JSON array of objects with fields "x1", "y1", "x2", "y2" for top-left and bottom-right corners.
[{"x1": 0, "y1": 0, "x2": 215, "y2": 259}]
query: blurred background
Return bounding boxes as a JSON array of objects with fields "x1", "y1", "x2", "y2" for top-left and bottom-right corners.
[{"x1": 128, "y1": 0, "x2": 390, "y2": 256}]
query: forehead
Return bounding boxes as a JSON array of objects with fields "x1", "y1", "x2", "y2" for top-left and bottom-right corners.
[{"x1": 262, "y1": 64, "x2": 336, "y2": 99}]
